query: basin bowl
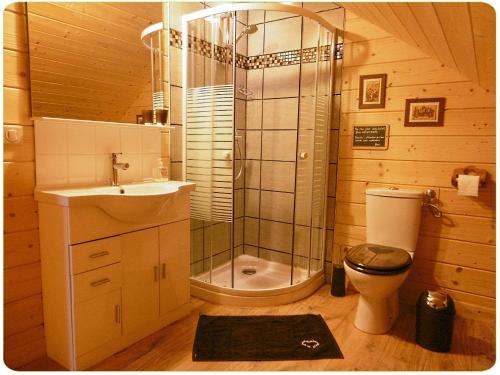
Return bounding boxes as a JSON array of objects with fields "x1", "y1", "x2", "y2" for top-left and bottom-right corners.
[{"x1": 35, "y1": 181, "x2": 195, "y2": 223}]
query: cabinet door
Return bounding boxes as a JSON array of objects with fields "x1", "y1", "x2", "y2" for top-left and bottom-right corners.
[
  {"x1": 74, "y1": 289, "x2": 121, "y2": 357},
  {"x1": 121, "y1": 228, "x2": 159, "y2": 335},
  {"x1": 159, "y1": 220, "x2": 190, "y2": 316}
]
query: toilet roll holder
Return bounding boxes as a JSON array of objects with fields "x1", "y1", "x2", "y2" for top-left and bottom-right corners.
[{"x1": 451, "y1": 166, "x2": 488, "y2": 188}]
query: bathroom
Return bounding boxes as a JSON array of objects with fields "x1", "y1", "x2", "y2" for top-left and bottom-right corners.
[{"x1": 3, "y1": 1, "x2": 495, "y2": 371}]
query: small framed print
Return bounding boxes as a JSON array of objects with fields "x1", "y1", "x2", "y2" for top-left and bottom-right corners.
[
  {"x1": 358, "y1": 74, "x2": 387, "y2": 109},
  {"x1": 404, "y1": 97, "x2": 445, "y2": 127},
  {"x1": 352, "y1": 125, "x2": 389, "y2": 150}
]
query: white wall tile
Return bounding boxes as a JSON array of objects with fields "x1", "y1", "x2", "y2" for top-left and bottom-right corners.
[
  {"x1": 35, "y1": 122, "x2": 67, "y2": 155},
  {"x1": 247, "y1": 24, "x2": 264, "y2": 56},
  {"x1": 169, "y1": 1, "x2": 204, "y2": 31},
  {"x1": 142, "y1": 153, "x2": 161, "y2": 180},
  {"x1": 247, "y1": 69, "x2": 263, "y2": 99},
  {"x1": 95, "y1": 154, "x2": 112, "y2": 185},
  {"x1": 263, "y1": 65, "x2": 300, "y2": 98},
  {"x1": 96, "y1": 125, "x2": 120, "y2": 154},
  {"x1": 262, "y1": 130, "x2": 297, "y2": 161},
  {"x1": 120, "y1": 127, "x2": 142, "y2": 154},
  {"x1": 260, "y1": 190, "x2": 294, "y2": 223},
  {"x1": 259, "y1": 248, "x2": 292, "y2": 265},
  {"x1": 260, "y1": 219, "x2": 293, "y2": 252},
  {"x1": 235, "y1": 99, "x2": 246, "y2": 130},
  {"x1": 244, "y1": 160, "x2": 260, "y2": 189},
  {"x1": 237, "y1": 10, "x2": 248, "y2": 25},
  {"x1": 245, "y1": 130, "x2": 261, "y2": 159},
  {"x1": 170, "y1": 162, "x2": 183, "y2": 180},
  {"x1": 119, "y1": 153, "x2": 142, "y2": 183},
  {"x1": 169, "y1": 126, "x2": 183, "y2": 162},
  {"x1": 170, "y1": 86, "x2": 183, "y2": 125},
  {"x1": 248, "y1": 10, "x2": 264, "y2": 24},
  {"x1": 36, "y1": 155, "x2": 67, "y2": 186},
  {"x1": 142, "y1": 127, "x2": 161, "y2": 154},
  {"x1": 260, "y1": 161, "x2": 296, "y2": 192},
  {"x1": 262, "y1": 98, "x2": 298, "y2": 129},
  {"x1": 245, "y1": 188, "x2": 260, "y2": 218},
  {"x1": 234, "y1": 189, "x2": 245, "y2": 219},
  {"x1": 67, "y1": 125, "x2": 95, "y2": 155},
  {"x1": 68, "y1": 155, "x2": 95, "y2": 184},
  {"x1": 236, "y1": 22, "x2": 248, "y2": 56},
  {"x1": 170, "y1": 46, "x2": 182, "y2": 87},
  {"x1": 236, "y1": 68, "x2": 247, "y2": 100},
  {"x1": 244, "y1": 217, "x2": 259, "y2": 246},
  {"x1": 246, "y1": 100, "x2": 262, "y2": 129},
  {"x1": 264, "y1": 17, "x2": 301, "y2": 54}
]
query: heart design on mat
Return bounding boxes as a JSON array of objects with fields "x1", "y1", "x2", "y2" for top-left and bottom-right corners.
[{"x1": 301, "y1": 339, "x2": 320, "y2": 349}]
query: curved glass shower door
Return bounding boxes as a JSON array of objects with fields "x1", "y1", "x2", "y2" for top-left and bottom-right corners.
[
  {"x1": 184, "y1": 12, "x2": 237, "y2": 289},
  {"x1": 183, "y1": 5, "x2": 340, "y2": 293}
]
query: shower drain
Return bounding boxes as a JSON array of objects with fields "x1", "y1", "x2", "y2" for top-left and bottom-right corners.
[{"x1": 241, "y1": 267, "x2": 257, "y2": 275}]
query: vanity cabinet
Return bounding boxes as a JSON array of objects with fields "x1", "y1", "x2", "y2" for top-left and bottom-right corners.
[{"x1": 35, "y1": 183, "x2": 194, "y2": 370}]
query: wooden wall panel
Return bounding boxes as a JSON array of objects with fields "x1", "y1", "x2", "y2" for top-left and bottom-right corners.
[
  {"x1": 341, "y1": 109, "x2": 496, "y2": 136},
  {"x1": 336, "y1": 11, "x2": 496, "y2": 318},
  {"x1": 342, "y1": 3, "x2": 496, "y2": 92},
  {"x1": 3, "y1": 4, "x2": 46, "y2": 369},
  {"x1": 4, "y1": 230, "x2": 40, "y2": 269}
]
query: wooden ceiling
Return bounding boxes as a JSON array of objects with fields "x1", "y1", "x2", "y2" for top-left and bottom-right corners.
[
  {"x1": 27, "y1": 2, "x2": 162, "y2": 123},
  {"x1": 341, "y1": 2, "x2": 496, "y2": 93}
]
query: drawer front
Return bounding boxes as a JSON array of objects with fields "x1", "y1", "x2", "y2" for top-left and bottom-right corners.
[
  {"x1": 73, "y1": 263, "x2": 122, "y2": 304},
  {"x1": 71, "y1": 237, "x2": 121, "y2": 275}
]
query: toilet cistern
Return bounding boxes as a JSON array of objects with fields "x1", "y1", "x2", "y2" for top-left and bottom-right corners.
[{"x1": 111, "y1": 152, "x2": 129, "y2": 186}]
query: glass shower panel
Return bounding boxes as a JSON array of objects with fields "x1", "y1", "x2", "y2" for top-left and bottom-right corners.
[
  {"x1": 293, "y1": 23, "x2": 333, "y2": 283},
  {"x1": 309, "y1": 28, "x2": 334, "y2": 274},
  {"x1": 186, "y1": 14, "x2": 235, "y2": 289}
]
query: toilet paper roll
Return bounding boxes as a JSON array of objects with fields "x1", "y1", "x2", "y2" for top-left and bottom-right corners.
[{"x1": 457, "y1": 174, "x2": 480, "y2": 197}]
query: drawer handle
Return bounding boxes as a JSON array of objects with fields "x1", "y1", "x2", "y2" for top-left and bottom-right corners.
[
  {"x1": 115, "y1": 305, "x2": 121, "y2": 324},
  {"x1": 162, "y1": 263, "x2": 166, "y2": 279},
  {"x1": 89, "y1": 251, "x2": 110, "y2": 259},
  {"x1": 90, "y1": 278, "x2": 111, "y2": 287}
]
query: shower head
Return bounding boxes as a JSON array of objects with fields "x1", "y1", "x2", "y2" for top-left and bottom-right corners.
[{"x1": 235, "y1": 24, "x2": 258, "y2": 43}]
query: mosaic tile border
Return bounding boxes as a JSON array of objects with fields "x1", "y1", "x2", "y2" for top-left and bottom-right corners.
[{"x1": 169, "y1": 28, "x2": 342, "y2": 70}]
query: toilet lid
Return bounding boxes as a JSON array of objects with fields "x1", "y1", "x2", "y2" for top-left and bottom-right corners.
[{"x1": 345, "y1": 243, "x2": 412, "y2": 272}]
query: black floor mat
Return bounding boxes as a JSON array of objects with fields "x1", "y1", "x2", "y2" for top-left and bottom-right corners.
[{"x1": 192, "y1": 314, "x2": 343, "y2": 361}]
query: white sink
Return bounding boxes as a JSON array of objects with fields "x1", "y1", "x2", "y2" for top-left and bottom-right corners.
[{"x1": 35, "y1": 181, "x2": 195, "y2": 223}]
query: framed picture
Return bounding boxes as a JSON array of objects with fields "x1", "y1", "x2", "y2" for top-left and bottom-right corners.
[
  {"x1": 404, "y1": 98, "x2": 445, "y2": 127},
  {"x1": 358, "y1": 74, "x2": 387, "y2": 109}
]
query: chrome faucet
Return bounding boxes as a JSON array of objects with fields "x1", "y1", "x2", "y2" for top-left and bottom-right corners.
[{"x1": 111, "y1": 153, "x2": 129, "y2": 186}]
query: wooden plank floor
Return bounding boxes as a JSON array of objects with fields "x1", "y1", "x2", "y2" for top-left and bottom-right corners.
[{"x1": 19, "y1": 285, "x2": 495, "y2": 371}]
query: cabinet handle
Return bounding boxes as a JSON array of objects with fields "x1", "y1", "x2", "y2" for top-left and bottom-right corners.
[
  {"x1": 162, "y1": 263, "x2": 166, "y2": 279},
  {"x1": 89, "y1": 250, "x2": 110, "y2": 259},
  {"x1": 90, "y1": 278, "x2": 111, "y2": 287},
  {"x1": 154, "y1": 266, "x2": 159, "y2": 282},
  {"x1": 115, "y1": 305, "x2": 121, "y2": 324}
]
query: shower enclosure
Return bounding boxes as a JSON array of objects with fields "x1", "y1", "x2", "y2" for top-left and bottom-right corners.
[{"x1": 182, "y1": 3, "x2": 342, "y2": 305}]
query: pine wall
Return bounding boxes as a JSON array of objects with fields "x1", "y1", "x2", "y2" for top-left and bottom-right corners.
[
  {"x1": 3, "y1": 2, "x2": 46, "y2": 368},
  {"x1": 335, "y1": 10, "x2": 495, "y2": 318}
]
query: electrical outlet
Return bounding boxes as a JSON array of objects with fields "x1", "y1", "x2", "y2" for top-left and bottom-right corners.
[{"x1": 4, "y1": 125, "x2": 23, "y2": 144}]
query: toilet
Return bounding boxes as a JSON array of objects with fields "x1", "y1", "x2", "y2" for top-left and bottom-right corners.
[{"x1": 344, "y1": 187, "x2": 423, "y2": 334}]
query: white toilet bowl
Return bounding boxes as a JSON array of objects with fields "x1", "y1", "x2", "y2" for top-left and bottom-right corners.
[
  {"x1": 344, "y1": 243, "x2": 413, "y2": 334},
  {"x1": 344, "y1": 260, "x2": 410, "y2": 334}
]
